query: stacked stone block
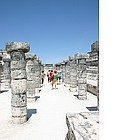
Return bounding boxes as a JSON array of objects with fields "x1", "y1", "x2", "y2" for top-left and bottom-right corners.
[
  {"x1": 6, "y1": 42, "x2": 30, "y2": 124},
  {"x1": 77, "y1": 54, "x2": 89, "y2": 100},
  {"x1": 38, "y1": 59, "x2": 42, "y2": 88},
  {"x1": 64, "y1": 60, "x2": 70, "y2": 87},
  {"x1": 60, "y1": 62, "x2": 65, "y2": 83},
  {"x1": 34, "y1": 57, "x2": 41, "y2": 93},
  {"x1": 69, "y1": 56, "x2": 77, "y2": 92},
  {"x1": 26, "y1": 54, "x2": 36, "y2": 102},
  {"x1": 3, "y1": 56, "x2": 11, "y2": 89}
]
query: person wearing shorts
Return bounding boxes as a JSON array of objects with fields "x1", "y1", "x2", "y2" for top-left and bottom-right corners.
[{"x1": 52, "y1": 70, "x2": 58, "y2": 89}]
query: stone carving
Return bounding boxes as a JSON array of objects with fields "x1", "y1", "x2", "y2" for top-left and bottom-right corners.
[
  {"x1": 65, "y1": 112, "x2": 99, "y2": 140},
  {"x1": 64, "y1": 60, "x2": 70, "y2": 87},
  {"x1": 69, "y1": 56, "x2": 77, "y2": 92},
  {"x1": 77, "y1": 54, "x2": 89, "y2": 100},
  {"x1": 3, "y1": 57, "x2": 11, "y2": 89},
  {"x1": 33, "y1": 57, "x2": 41, "y2": 94},
  {"x1": 6, "y1": 42, "x2": 30, "y2": 124},
  {"x1": 26, "y1": 53, "x2": 36, "y2": 102}
]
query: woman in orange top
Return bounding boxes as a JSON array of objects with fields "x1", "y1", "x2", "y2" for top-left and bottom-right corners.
[{"x1": 49, "y1": 70, "x2": 53, "y2": 82}]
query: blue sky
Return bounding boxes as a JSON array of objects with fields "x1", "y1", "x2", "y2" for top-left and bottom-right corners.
[{"x1": 0, "y1": 0, "x2": 98, "y2": 64}]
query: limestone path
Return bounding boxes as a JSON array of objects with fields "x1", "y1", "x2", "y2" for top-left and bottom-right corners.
[{"x1": 0, "y1": 81, "x2": 97, "y2": 140}]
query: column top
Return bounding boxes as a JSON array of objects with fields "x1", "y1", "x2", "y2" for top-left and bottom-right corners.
[
  {"x1": 75, "y1": 53, "x2": 89, "y2": 59},
  {"x1": 69, "y1": 56, "x2": 75, "y2": 61},
  {"x1": 26, "y1": 53, "x2": 37, "y2": 60},
  {"x1": 6, "y1": 42, "x2": 30, "y2": 53}
]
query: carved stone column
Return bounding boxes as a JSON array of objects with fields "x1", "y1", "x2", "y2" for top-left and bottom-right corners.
[
  {"x1": 34, "y1": 57, "x2": 41, "y2": 94},
  {"x1": 3, "y1": 56, "x2": 11, "y2": 89},
  {"x1": 26, "y1": 54, "x2": 36, "y2": 102},
  {"x1": 69, "y1": 56, "x2": 77, "y2": 92},
  {"x1": 64, "y1": 60, "x2": 70, "y2": 87},
  {"x1": 61, "y1": 62, "x2": 65, "y2": 83},
  {"x1": 77, "y1": 54, "x2": 89, "y2": 100},
  {"x1": 38, "y1": 59, "x2": 42, "y2": 87},
  {"x1": 6, "y1": 42, "x2": 30, "y2": 124}
]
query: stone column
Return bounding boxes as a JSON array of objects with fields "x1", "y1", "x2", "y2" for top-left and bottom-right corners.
[
  {"x1": 26, "y1": 54, "x2": 36, "y2": 102},
  {"x1": 6, "y1": 42, "x2": 30, "y2": 124},
  {"x1": 38, "y1": 59, "x2": 42, "y2": 87},
  {"x1": 77, "y1": 54, "x2": 89, "y2": 100},
  {"x1": 69, "y1": 56, "x2": 77, "y2": 92},
  {"x1": 64, "y1": 59, "x2": 70, "y2": 87},
  {"x1": 3, "y1": 56, "x2": 11, "y2": 89},
  {"x1": 34, "y1": 57, "x2": 41, "y2": 94},
  {"x1": 61, "y1": 62, "x2": 65, "y2": 83}
]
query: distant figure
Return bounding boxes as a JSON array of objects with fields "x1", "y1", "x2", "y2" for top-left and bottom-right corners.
[
  {"x1": 41, "y1": 71, "x2": 46, "y2": 85},
  {"x1": 47, "y1": 70, "x2": 50, "y2": 83},
  {"x1": 49, "y1": 70, "x2": 53, "y2": 82},
  {"x1": 52, "y1": 70, "x2": 58, "y2": 89},
  {"x1": 57, "y1": 69, "x2": 62, "y2": 83}
]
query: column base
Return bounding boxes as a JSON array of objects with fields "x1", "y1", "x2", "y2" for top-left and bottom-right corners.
[
  {"x1": 27, "y1": 97, "x2": 36, "y2": 103},
  {"x1": 12, "y1": 116, "x2": 27, "y2": 124},
  {"x1": 78, "y1": 95, "x2": 87, "y2": 100},
  {"x1": 69, "y1": 87, "x2": 77, "y2": 92}
]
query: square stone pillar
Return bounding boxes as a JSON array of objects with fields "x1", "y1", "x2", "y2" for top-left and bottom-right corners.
[
  {"x1": 77, "y1": 54, "x2": 89, "y2": 100},
  {"x1": 26, "y1": 53, "x2": 36, "y2": 102},
  {"x1": 69, "y1": 56, "x2": 77, "y2": 92},
  {"x1": 34, "y1": 57, "x2": 41, "y2": 94},
  {"x1": 6, "y1": 42, "x2": 30, "y2": 124},
  {"x1": 64, "y1": 59, "x2": 70, "y2": 87},
  {"x1": 3, "y1": 56, "x2": 11, "y2": 89}
]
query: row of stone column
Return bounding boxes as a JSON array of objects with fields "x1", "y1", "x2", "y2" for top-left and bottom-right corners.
[
  {"x1": 57, "y1": 53, "x2": 89, "y2": 100},
  {"x1": 4, "y1": 42, "x2": 43, "y2": 124}
]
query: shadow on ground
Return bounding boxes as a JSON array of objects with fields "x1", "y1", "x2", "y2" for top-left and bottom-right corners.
[
  {"x1": 0, "y1": 90, "x2": 9, "y2": 94},
  {"x1": 27, "y1": 109, "x2": 37, "y2": 120},
  {"x1": 73, "y1": 95, "x2": 78, "y2": 98},
  {"x1": 86, "y1": 106, "x2": 98, "y2": 111},
  {"x1": 35, "y1": 96, "x2": 40, "y2": 101}
]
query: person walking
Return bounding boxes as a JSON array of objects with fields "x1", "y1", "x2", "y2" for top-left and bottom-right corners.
[
  {"x1": 52, "y1": 70, "x2": 58, "y2": 89},
  {"x1": 57, "y1": 68, "x2": 62, "y2": 84},
  {"x1": 47, "y1": 70, "x2": 50, "y2": 83},
  {"x1": 41, "y1": 71, "x2": 46, "y2": 86},
  {"x1": 49, "y1": 70, "x2": 53, "y2": 82}
]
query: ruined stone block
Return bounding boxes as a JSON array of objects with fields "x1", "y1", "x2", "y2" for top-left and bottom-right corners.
[
  {"x1": 11, "y1": 79, "x2": 27, "y2": 94},
  {"x1": 11, "y1": 93, "x2": 27, "y2": 107}
]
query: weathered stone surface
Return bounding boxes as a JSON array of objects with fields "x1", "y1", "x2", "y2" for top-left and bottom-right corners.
[
  {"x1": 3, "y1": 57, "x2": 11, "y2": 89},
  {"x1": 78, "y1": 84, "x2": 87, "y2": 90},
  {"x1": 26, "y1": 60, "x2": 35, "y2": 81},
  {"x1": 11, "y1": 69, "x2": 26, "y2": 79},
  {"x1": 11, "y1": 79, "x2": 27, "y2": 94},
  {"x1": 6, "y1": 42, "x2": 29, "y2": 124},
  {"x1": 6, "y1": 42, "x2": 30, "y2": 53},
  {"x1": 77, "y1": 54, "x2": 88, "y2": 100},
  {"x1": 11, "y1": 93, "x2": 27, "y2": 107},
  {"x1": 34, "y1": 59, "x2": 41, "y2": 93},
  {"x1": 27, "y1": 81, "x2": 35, "y2": 94},
  {"x1": 77, "y1": 89, "x2": 87, "y2": 96},
  {"x1": 11, "y1": 116, "x2": 27, "y2": 124},
  {"x1": 11, "y1": 107, "x2": 27, "y2": 117},
  {"x1": 64, "y1": 60, "x2": 70, "y2": 87},
  {"x1": 11, "y1": 60, "x2": 26, "y2": 70},
  {"x1": 26, "y1": 53, "x2": 36, "y2": 102},
  {"x1": 87, "y1": 84, "x2": 97, "y2": 96},
  {"x1": 65, "y1": 112, "x2": 99, "y2": 140}
]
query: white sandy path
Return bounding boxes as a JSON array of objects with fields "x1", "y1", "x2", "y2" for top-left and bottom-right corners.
[{"x1": 0, "y1": 80, "x2": 97, "y2": 140}]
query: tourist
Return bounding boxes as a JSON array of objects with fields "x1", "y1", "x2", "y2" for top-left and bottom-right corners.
[
  {"x1": 57, "y1": 68, "x2": 62, "y2": 84},
  {"x1": 47, "y1": 70, "x2": 50, "y2": 83},
  {"x1": 41, "y1": 71, "x2": 46, "y2": 85},
  {"x1": 52, "y1": 70, "x2": 58, "y2": 89},
  {"x1": 49, "y1": 70, "x2": 53, "y2": 82}
]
